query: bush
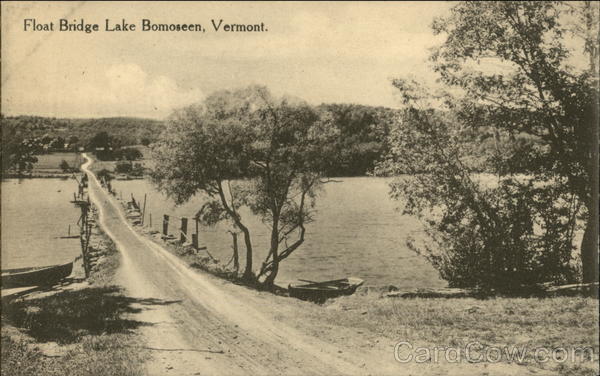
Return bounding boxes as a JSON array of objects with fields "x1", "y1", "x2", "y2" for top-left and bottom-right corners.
[
  {"x1": 383, "y1": 107, "x2": 582, "y2": 293},
  {"x1": 114, "y1": 148, "x2": 142, "y2": 161},
  {"x1": 401, "y1": 177, "x2": 580, "y2": 291},
  {"x1": 115, "y1": 161, "x2": 132, "y2": 174},
  {"x1": 115, "y1": 161, "x2": 144, "y2": 176},
  {"x1": 59, "y1": 159, "x2": 71, "y2": 173},
  {"x1": 96, "y1": 168, "x2": 113, "y2": 182},
  {"x1": 130, "y1": 162, "x2": 144, "y2": 176}
]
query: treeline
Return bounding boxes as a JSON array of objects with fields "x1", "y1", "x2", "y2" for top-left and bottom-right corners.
[
  {"x1": 1, "y1": 107, "x2": 541, "y2": 176},
  {"x1": 0, "y1": 115, "x2": 163, "y2": 150},
  {"x1": 1, "y1": 107, "x2": 399, "y2": 175}
]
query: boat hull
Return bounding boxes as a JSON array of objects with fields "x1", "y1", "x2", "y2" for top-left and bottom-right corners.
[
  {"x1": 1, "y1": 262, "x2": 74, "y2": 288},
  {"x1": 288, "y1": 277, "x2": 364, "y2": 303}
]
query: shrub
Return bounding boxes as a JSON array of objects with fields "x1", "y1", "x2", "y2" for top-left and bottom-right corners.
[
  {"x1": 96, "y1": 168, "x2": 113, "y2": 182},
  {"x1": 383, "y1": 107, "x2": 582, "y2": 292},
  {"x1": 59, "y1": 159, "x2": 71, "y2": 173},
  {"x1": 115, "y1": 161, "x2": 132, "y2": 174}
]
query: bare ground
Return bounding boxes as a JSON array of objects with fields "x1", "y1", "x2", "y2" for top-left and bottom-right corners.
[{"x1": 82, "y1": 154, "x2": 562, "y2": 376}]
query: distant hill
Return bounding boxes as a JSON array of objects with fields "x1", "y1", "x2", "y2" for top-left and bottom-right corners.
[{"x1": 0, "y1": 115, "x2": 165, "y2": 147}]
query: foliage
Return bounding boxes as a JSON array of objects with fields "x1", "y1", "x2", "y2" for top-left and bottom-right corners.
[
  {"x1": 115, "y1": 161, "x2": 144, "y2": 176},
  {"x1": 114, "y1": 148, "x2": 143, "y2": 161},
  {"x1": 96, "y1": 168, "x2": 113, "y2": 183},
  {"x1": 382, "y1": 1, "x2": 598, "y2": 289},
  {"x1": 151, "y1": 86, "x2": 335, "y2": 287},
  {"x1": 0, "y1": 106, "x2": 400, "y2": 176},
  {"x1": 59, "y1": 159, "x2": 71, "y2": 173},
  {"x1": 115, "y1": 161, "x2": 132, "y2": 174},
  {"x1": 0, "y1": 115, "x2": 164, "y2": 148},
  {"x1": 1, "y1": 117, "x2": 42, "y2": 174},
  {"x1": 384, "y1": 107, "x2": 580, "y2": 291},
  {"x1": 431, "y1": 1, "x2": 598, "y2": 283},
  {"x1": 87, "y1": 132, "x2": 115, "y2": 161},
  {"x1": 317, "y1": 104, "x2": 396, "y2": 176}
]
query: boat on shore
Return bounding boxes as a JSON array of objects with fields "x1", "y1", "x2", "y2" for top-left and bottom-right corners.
[
  {"x1": 288, "y1": 277, "x2": 364, "y2": 303},
  {"x1": 1, "y1": 260, "x2": 74, "y2": 288}
]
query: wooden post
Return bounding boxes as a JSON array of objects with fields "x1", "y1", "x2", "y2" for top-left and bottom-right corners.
[
  {"x1": 149, "y1": 213, "x2": 152, "y2": 228},
  {"x1": 192, "y1": 233, "x2": 198, "y2": 249},
  {"x1": 163, "y1": 214, "x2": 169, "y2": 236},
  {"x1": 79, "y1": 204, "x2": 90, "y2": 278},
  {"x1": 73, "y1": 192, "x2": 77, "y2": 202},
  {"x1": 141, "y1": 194, "x2": 147, "y2": 225},
  {"x1": 180, "y1": 217, "x2": 188, "y2": 243},
  {"x1": 231, "y1": 232, "x2": 239, "y2": 272},
  {"x1": 195, "y1": 218, "x2": 199, "y2": 249}
]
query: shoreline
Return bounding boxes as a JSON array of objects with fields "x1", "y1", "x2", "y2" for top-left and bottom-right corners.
[{"x1": 1, "y1": 198, "x2": 150, "y2": 376}]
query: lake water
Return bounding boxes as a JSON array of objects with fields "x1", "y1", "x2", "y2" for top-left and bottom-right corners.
[
  {"x1": 112, "y1": 177, "x2": 446, "y2": 289},
  {"x1": 1, "y1": 179, "x2": 83, "y2": 270}
]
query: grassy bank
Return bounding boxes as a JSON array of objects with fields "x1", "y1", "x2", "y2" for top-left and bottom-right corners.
[
  {"x1": 1, "y1": 206, "x2": 149, "y2": 376},
  {"x1": 285, "y1": 292, "x2": 599, "y2": 375}
]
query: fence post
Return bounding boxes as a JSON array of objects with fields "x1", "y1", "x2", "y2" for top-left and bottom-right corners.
[
  {"x1": 141, "y1": 194, "x2": 147, "y2": 225},
  {"x1": 195, "y1": 218, "x2": 199, "y2": 249},
  {"x1": 163, "y1": 214, "x2": 169, "y2": 236},
  {"x1": 180, "y1": 217, "x2": 188, "y2": 243}
]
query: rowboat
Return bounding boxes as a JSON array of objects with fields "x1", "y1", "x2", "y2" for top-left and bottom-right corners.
[
  {"x1": 288, "y1": 277, "x2": 364, "y2": 303},
  {"x1": 1, "y1": 261, "x2": 74, "y2": 288}
]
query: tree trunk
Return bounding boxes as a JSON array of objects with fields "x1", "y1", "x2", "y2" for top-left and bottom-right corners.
[
  {"x1": 582, "y1": 4, "x2": 599, "y2": 284},
  {"x1": 581, "y1": 89, "x2": 599, "y2": 284},
  {"x1": 581, "y1": 216, "x2": 598, "y2": 283},
  {"x1": 262, "y1": 217, "x2": 280, "y2": 289},
  {"x1": 231, "y1": 232, "x2": 239, "y2": 273},
  {"x1": 241, "y1": 225, "x2": 254, "y2": 281},
  {"x1": 216, "y1": 183, "x2": 254, "y2": 281}
]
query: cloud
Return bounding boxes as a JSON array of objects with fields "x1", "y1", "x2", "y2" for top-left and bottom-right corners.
[
  {"x1": 97, "y1": 63, "x2": 203, "y2": 118},
  {"x1": 2, "y1": 63, "x2": 203, "y2": 119}
]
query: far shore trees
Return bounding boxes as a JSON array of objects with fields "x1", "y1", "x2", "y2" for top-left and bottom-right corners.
[
  {"x1": 151, "y1": 86, "x2": 336, "y2": 288},
  {"x1": 1, "y1": 117, "x2": 41, "y2": 175}
]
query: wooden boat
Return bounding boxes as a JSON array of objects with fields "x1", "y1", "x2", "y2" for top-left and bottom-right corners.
[
  {"x1": 1, "y1": 261, "x2": 74, "y2": 288},
  {"x1": 288, "y1": 277, "x2": 364, "y2": 303}
]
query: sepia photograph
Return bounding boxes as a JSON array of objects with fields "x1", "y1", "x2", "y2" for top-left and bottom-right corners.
[{"x1": 1, "y1": 1, "x2": 599, "y2": 375}]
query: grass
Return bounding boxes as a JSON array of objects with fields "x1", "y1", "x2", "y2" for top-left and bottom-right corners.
[
  {"x1": 0, "y1": 206, "x2": 163, "y2": 376},
  {"x1": 2, "y1": 286, "x2": 159, "y2": 344},
  {"x1": 1, "y1": 332, "x2": 148, "y2": 376},
  {"x1": 304, "y1": 292, "x2": 599, "y2": 375},
  {"x1": 34, "y1": 152, "x2": 83, "y2": 170}
]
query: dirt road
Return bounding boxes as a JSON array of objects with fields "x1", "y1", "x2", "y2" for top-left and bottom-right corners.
[
  {"x1": 81, "y1": 154, "x2": 555, "y2": 376},
  {"x1": 81, "y1": 155, "x2": 390, "y2": 375}
]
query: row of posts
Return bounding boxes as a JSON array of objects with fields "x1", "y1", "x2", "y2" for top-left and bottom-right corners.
[
  {"x1": 161, "y1": 214, "x2": 202, "y2": 249},
  {"x1": 126, "y1": 191, "x2": 202, "y2": 250}
]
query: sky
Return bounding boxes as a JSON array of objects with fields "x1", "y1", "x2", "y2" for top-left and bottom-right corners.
[{"x1": 1, "y1": 1, "x2": 458, "y2": 119}]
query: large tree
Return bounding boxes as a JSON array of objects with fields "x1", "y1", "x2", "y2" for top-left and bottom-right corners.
[
  {"x1": 427, "y1": 1, "x2": 598, "y2": 284},
  {"x1": 151, "y1": 86, "x2": 335, "y2": 288}
]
